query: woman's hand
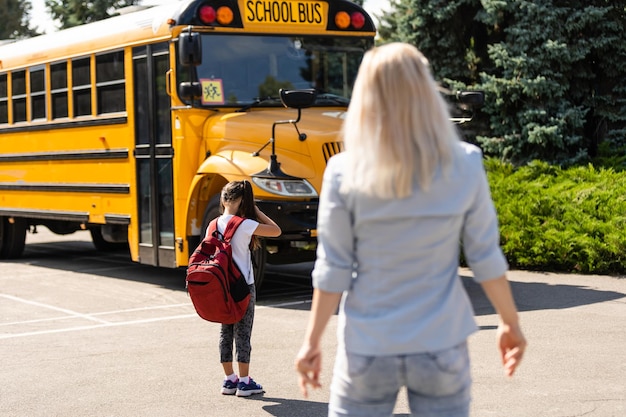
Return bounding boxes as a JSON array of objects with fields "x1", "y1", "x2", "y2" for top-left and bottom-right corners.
[
  {"x1": 497, "y1": 322, "x2": 527, "y2": 377},
  {"x1": 479, "y1": 275, "x2": 527, "y2": 377},
  {"x1": 295, "y1": 343, "x2": 322, "y2": 398},
  {"x1": 294, "y1": 289, "x2": 342, "y2": 397}
]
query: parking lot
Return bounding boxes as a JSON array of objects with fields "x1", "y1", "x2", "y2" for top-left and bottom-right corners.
[{"x1": 1, "y1": 229, "x2": 625, "y2": 416}]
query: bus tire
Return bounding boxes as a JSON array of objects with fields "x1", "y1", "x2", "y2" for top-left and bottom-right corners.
[
  {"x1": 201, "y1": 195, "x2": 268, "y2": 292},
  {"x1": 0, "y1": 217, "x2": 27, "y2": 259},
  {"x1": 89, "y1": 226, "x2": 128, "y2": 252}
]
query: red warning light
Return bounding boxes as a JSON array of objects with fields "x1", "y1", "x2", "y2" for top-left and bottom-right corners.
[
  {"x1": 351, "y1": 12, "x2": 365, "y2": 30},
  {"x1": 198, "y1": 5, "x2": 216, "y2": 24}
]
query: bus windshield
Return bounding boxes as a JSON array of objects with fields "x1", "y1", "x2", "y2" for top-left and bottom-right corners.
[{"x1": 182, "y1": 34, "x2": 372, "y2": 107}]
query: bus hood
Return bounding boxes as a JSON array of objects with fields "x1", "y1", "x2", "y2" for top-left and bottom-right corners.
[{"x1": 203, "y1": 108, "x2": 346, "y2": 180}]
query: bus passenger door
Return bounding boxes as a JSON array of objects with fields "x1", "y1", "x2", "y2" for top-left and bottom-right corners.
[{"x1": 132, "y1": 43, "x2": 176, "y2": 267}]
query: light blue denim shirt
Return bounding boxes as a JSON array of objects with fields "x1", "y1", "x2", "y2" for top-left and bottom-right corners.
[{"x1": 312, "y1": 142, "x2": 508, "y2": 355}]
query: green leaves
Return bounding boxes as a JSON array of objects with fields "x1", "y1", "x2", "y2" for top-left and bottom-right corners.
[
  {"x1": 487, "y1": 159, "x2": 626, "y2": 274},
  {"x1": 45, "y1": 0, "x2": 140, "y2": 29},
  {"x1": 0, "y1": 0, "x2": 40, "y2": 39},
  {"x1": 384, "y1": 0, "x2": 626, "y2": 166}
]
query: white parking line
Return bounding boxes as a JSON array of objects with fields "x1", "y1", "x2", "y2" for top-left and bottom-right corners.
[
  {"x1": 0, "y1": 302, "x2": 192, "y2": 327},
  {"x1": 89, "y1": 303, "x2": 192, "y2": 316},
  {"x1": 0, "y1": 297, "x2": 311, "y2": 340},
  {"x1": 1, "y1": 294, "x2": 111, "y2": 324},
  {"x1": 262, "y1": 300, "x2": 311, "y2": 308},
  {"x1": 0, "y1": 313, "x2": 198, "y2": 339}
]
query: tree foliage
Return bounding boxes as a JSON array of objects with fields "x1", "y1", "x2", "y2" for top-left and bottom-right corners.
[
  {"x1": 486, "y1": 158, "x2": 626, "y2": 274},
  {"x1": 0, "y1": 0, "x2": 39, "y2": 39},
  {"x1": 45, "y1": 0, "x2": 140, "y2": 29},
  {"x1": 379, "y1": 0, "x2": 626, "y2": 166}
]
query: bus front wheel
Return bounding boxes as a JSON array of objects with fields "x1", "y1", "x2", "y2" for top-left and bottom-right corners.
[
  {"x1": 0, "y1": 217, "x2": 27, "y2": 259},
  {"x1": 201, "y1": 196, "x2": 268, "y2": 291}
]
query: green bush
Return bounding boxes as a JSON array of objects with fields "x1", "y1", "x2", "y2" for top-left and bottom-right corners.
[{"x1": 485, "y1": 158, "x2": 626, "y2": 274}]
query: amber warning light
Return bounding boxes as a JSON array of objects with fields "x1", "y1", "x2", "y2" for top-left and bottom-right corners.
[
  {"x1": 334, "y1": 10, "x2": 365, "y2": 30},
  {"x1": 198, "y1": 5, "x2": 234, "y2": 25}
]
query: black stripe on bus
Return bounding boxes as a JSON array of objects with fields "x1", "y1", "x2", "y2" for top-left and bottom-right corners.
[
  {"x1": 0, "y1": 208, "x2": 89, "y2": 222},
  {"x1": 0, "y1": 183, "x2": 130, "y2": 194},
  {"x1": 0, "y1": 208, "x2": 131, "y2": 224},
  {"x1": 0, "y1": 149, "x2": 129, "y2": 163},
  {"x1": 105, "y1": 214, "x2": 131, "y2": 225},
  {"x1": 0, "y1": 116, "x2": 127, "y2": 133}
]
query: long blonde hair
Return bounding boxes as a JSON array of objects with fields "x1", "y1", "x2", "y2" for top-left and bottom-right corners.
[{"x1": 340, "y1": 43, "x2": 460, "y2": 198}]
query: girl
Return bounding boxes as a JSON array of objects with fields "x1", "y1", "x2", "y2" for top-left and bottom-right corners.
[
  {"x1": 295, "y1": 43, "x2": 527, "y2": 416},
  {"x1": 211, "y1": 180, "x2": 281, "y2": 397}
]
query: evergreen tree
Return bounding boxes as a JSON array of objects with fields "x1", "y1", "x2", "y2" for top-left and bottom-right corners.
[
  {"x1": 385, "y1": 0, "x2": 626, "y2": 165},
  {"x1": 45, "y1": 0, "x2": 140, "y2": 29},
  {"x1": 0, "y1": 0, "x2": 39, "y2": 39},
  {"x1": 382, "y1": 0, "x2": 485, "y2": 82},
  {"x1": 477, "y1": 0, "x2": 626, "y2": 164},
  {"x1": 374, "y1": 0, "x2": 400, "y2": 44}
]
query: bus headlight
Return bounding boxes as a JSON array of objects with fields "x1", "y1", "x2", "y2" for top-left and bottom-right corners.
[{"x1": 251, "y1": 177, "x2": 318, "y2": 197}]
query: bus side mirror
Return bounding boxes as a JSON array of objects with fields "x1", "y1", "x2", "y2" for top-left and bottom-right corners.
[
  {"x1": 179, "y1": 82, "x2": 202, "y2": 100},
  {"x1": 179, "y1": 32, "x2": 202, "y2": 66},
  {"x1": 279, "y1": 88, "x2": 317, "y2": 109},
  {"x1": 456, "y1": 91, "x2": 484, "y2": 107}
]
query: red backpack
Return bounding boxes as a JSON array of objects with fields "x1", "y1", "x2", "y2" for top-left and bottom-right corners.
[{"x1": 186, "y1": 216, "x2": 251, "y2": 324}]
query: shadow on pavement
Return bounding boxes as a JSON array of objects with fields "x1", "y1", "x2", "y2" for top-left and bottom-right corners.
[
  {"x1": 11, "y1": 239, "x2": 625, "y2": 315},
  {"x1": 244, "y1": 395, "x2": 409, "y2": 417},
  {"x1": 14, "y1": 238, "x2": 313, "y2": 299},
  {"x1": 461, "y1": 273, "x2": 625, "y2": 316},
  {"x1": 16, "y1": 239, "x2": 187, "y2": 291}
]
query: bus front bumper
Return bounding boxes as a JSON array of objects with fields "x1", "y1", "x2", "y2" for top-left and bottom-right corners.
[{"x1": 255, "y1": 199, "x2": 318, "y2": 241}]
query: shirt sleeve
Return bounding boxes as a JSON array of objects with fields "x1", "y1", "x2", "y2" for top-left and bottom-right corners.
[
  {"x1": 311, "y1": 155, "x2": 355, "y2": 293},
  {"x1": 462, "y1": 150, "x2": 509, "y2": 282},
  {"x1": 240, "y1": 218, "x2": 260, "y2": 237}
]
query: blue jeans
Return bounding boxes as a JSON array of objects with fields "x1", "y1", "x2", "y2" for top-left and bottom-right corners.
[{"x1": 329, "y1": 342, "x2": 471, "y2": 417}]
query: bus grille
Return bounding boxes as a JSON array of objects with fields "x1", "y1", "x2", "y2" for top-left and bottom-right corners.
[{"x1": 322, "y1": 142, "x2": 344, "y2": 163}]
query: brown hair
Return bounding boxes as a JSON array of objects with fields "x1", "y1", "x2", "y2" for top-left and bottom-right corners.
[{"x1": 220, "y1": 180, "x2": 260, "y2": 248}]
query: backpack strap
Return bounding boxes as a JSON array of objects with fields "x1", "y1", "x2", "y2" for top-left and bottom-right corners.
[
  {"x1": 221, "y1": 216, "x2": 247, "y2": 281},
  {"x1": 207, "y1": 218, "x2": 218, "y2": 238},
  {"x1": 222, "y1": 215, "x2": 246, "y2": 241},
  {"x1": 207, "y1": 215, "x2": 246, "y2": 241}
]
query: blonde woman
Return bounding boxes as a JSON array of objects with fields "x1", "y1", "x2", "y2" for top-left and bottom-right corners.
[{"x1": 295, "y1": 43, "x2": 526, "y2": 416}]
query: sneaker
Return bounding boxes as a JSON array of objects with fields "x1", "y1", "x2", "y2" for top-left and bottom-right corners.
[
  {"x1": 236, "y1": 377, "x2": 264, "y2": 397},
  {"x1": 221, "y1": 378, "x2": 238, "y2": 395}
]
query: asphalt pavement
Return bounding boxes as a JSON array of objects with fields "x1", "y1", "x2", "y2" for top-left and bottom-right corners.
[{"x1": 1, "y1": 231, "x2": 624, "y2": 416}]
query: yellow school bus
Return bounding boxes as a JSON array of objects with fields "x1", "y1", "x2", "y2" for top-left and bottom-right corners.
[{"x1": 0, "y1": 0, "x2": 376, "y2": 287}]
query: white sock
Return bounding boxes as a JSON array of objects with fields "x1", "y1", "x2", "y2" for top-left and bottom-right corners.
[
  {"x1": 239, "y1": 376, "x2": 250, "y2": 384},
  {"x1": 225, "y1": 373, "x2": 238, "y2": 382}
]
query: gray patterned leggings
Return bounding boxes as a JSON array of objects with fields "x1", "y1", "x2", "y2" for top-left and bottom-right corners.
[{"x1": 219, "y1": 284, "x2": 256, "y2": 363}]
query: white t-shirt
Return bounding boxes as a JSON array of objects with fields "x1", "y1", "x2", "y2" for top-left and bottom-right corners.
[{"x1": 206, "y1": 214, "x2": 259, "y2": 285}]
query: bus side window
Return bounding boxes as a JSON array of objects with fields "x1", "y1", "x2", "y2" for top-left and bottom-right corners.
[
  {"x1": 0, "y1": 73, "x2": 7, "y2": 124},
  {"x1": 72, "y1": 57, "x2": 92, "y2": 117},
  {"x1": 30, "y1": 66, "x2": 46, "y2": 121},
  {"x1": 12, "y1": 70, "x2": 27, "y2": 123},
  {"x1": 50, "y1": 62, "x2": 69, "y2": 119},
  {"x1": 96, "y1": 51, "x2": 125, "y2": 114}
]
